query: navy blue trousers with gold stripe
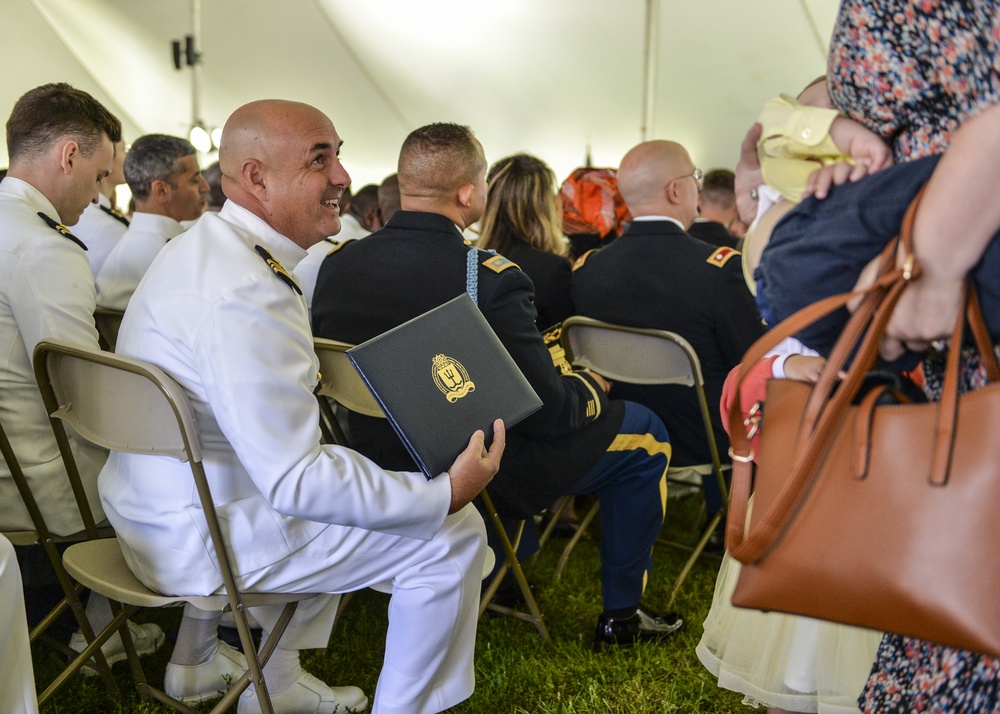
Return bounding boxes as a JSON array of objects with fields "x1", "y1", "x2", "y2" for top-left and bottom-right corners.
[{"x1": 569, "y1": 402, "x2": 671, "y2": 612}]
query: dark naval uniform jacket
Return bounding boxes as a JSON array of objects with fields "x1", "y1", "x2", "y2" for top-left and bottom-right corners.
[
  {"x1": 312, "y1": 210, "x2": 625, "y2": 518},
  {"x1": 571, "y1": 219, "x2": 765, "y2": 467},
  {"x1": 499, "y1": 239, "x2": 575, "y2": 330}
]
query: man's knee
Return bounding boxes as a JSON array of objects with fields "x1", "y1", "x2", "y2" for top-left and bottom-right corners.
[{"x1": 438, "y1": 503, "x2": 488, "y2": 564}]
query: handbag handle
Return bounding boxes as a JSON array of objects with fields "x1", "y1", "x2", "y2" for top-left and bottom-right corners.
[
  {"x1": 727, "y1": 190, "x2": 999, "y2": 561},
  {"x1": 724, "y1": 196, "x2": 920, "y2": 553}
]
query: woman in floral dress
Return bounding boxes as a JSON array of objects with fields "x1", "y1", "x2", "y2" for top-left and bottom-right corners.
[{"x1": 828, "y1": 1, "x2": 1000, "y2": 711}]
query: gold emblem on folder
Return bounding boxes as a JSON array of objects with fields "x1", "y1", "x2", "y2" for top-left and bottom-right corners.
[{"x1": 432, "y1": 354, "x2": 475, "y2": 403}]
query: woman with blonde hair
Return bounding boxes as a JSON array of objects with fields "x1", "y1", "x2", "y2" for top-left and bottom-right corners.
[{"x1": 479, "y1": 153, "x2": 575, "y2": 330}]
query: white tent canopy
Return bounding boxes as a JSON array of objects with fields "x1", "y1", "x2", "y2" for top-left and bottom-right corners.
[{"x1": 3, "y1": 0, "x2": 839, "y2": 187}]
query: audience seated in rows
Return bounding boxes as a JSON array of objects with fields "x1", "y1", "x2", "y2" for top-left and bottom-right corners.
[
  {"x1": 96, "y1": 134, "x2": 208, "y2": 310},
  {"x1": 312, "y1": 122, "x2": 684, "y2": 652},
  {"x1": 572, "y1": 140, "x2": 766, "y2": 541}
]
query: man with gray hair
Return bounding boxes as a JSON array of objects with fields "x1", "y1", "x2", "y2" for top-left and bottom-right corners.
[{"x1": 96, "y1": 133, "x2": 208, "y2": 309}]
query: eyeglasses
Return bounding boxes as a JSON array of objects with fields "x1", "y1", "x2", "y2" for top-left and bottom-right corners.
[{"x1": 671, "y1": 167, "x2": 703, "y2": 189}]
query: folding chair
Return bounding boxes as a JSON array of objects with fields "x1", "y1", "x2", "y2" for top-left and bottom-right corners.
[
  {"x1": 0, "y1": 404, "x2": 120, "y2": 705},
  {"x1": 312, "y1": 337, "x2": 550, "y2": 640},
  {"x1": 314, "y1": 337, "x2": 383, "y2": 446},
  {"x1": 34, "y1": 338, "x2": 316, "y2": 714},
  {"x1": 559, "y1": 316, "x2": 729, "y2": 606},
  {"x1": 93, "y1": 307, "x2": 125, "y2": 352}
]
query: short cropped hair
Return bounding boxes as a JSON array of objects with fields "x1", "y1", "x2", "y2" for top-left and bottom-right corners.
[
  {"x1": 124, "y1": 134, "x2": 196, "y2": 200},
  {"x1": 378, "y1": 173, "x2": 401, "y2": 222},
  {"x1": 6, "y1": 83, "x2": 121, "y2": 163},
  {"x1": 700, "y1": 168, "x2": 736, "y2": 210},
  {"x1": 398, "y1": 123, "x2": 484, "y2": 196},
  {"x1": 348, "y1": 184, "x2": 380, "y2": 222},
  {"x1": 479, "y1": 154, "x2": 564, "y2": 256}
]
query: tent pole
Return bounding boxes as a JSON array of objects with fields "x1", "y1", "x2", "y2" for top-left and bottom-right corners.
[
  {"x1": 640, "y1": 0, "x2": 660, "y2": 141},
  {"x1": 191, "y1": 0, "x2": 202, "y2": 129}
]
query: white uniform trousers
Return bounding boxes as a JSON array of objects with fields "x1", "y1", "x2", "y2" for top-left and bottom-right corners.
[
  {"x1": 1, "y1": 535, "x2": 39, "y2": 714},
  {"x1": 240, "y1": 503, "x2": 486, "y2": 714}
]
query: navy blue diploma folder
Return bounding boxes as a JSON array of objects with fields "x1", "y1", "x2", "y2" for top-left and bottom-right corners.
[{"x1": 346, "y1": 293, "x2": 542, "y2": 479}]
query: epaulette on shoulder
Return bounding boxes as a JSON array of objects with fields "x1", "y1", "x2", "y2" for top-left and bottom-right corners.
[
  {"x1": 706, "y1": 246, "x2": 740, "y2": 268},
  {"x1": 37, "y1": 212, "x2": 87, "y2": 250},
  {"x1": 482, "y1": 254, "x2": 519, "y2": 274},
  {"x1": 255, "y1": 245, "x2": 303, "y2": 295},
  {"x1": 99, "y1": 204, "x2": 130, "y2": 227},
  {"x1": 325, "y1": 238, "x2": 349, "y2": 257},
  {"x1": 572, "y1": 249, "x2": 598, "y2": 271}
]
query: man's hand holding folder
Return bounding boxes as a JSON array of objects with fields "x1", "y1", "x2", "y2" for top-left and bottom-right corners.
[{"x1": 448, "y1": 419, "x2": 506, "y2": 514}]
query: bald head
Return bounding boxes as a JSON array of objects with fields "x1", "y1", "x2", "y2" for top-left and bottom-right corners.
[
  {"x1": 218, "y1": 99, "x2": 350, "y2": 248},
  {"x1": 618, "y1": 140, "x2": 699, "y2": 227}
]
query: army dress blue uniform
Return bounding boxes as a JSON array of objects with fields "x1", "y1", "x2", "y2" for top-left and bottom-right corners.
[
  {"x1": 312, "y1": 209, "x2": 672, "y2": 613},
  {"x1": 572, "y1": 218, "x2": 766, "y2": 516}
]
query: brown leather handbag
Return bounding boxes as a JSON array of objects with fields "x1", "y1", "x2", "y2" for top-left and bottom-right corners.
[{"x1": 725, "y1": 194, "x2": 1000, "y2": 657}]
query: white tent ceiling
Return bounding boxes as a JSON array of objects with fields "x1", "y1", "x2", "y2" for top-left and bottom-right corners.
[{"x1": 3, "y1": 0, "x2": 840, "y2": 187}]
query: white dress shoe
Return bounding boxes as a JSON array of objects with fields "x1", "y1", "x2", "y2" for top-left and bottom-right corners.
[
  {"x1": 164, "y1": 641, "x2": 249, "y2": 703},
  {"x1": 69, "y1": 619, "x2": 165, "y2": 674},
  {"x1": 238, "y1": 670, "x2": 368, "y2": 714}
]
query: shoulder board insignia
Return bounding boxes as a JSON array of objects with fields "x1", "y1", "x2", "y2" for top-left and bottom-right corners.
[
  {"x1": 255, "y1": 245, "x2": 303, "y2": 295},
  {"x1": 325, "y1": 239, "x2": 349, "y2": 257},
  {"x1": 37, "y1": 212, "x2": 87, "y2": 250},
  {"x1": 706, "y1": 246, "x2": 740, "y2": 268},
  {"x1": 573, "y1": 249, "x2": 597, "y2": 271},
  {"x1": 483, "y1": 255, "x2": 518, "y2": 273},
  {"x1": 99, "y1": 204, "x2": 130, "y2": 227}
]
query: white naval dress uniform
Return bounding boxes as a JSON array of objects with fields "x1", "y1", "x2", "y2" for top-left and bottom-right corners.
[
  {"x1": 0, "y1": 534, "x2": 39, "y2": 714},
  {"x1": 295, "y1": 213, "x2": 370, "y2": 310},
  {"x1": 96, "y1": 211, "x2": 185, "y2": 310},
  {"x1": 100, "y1": 200, "x2": 487, "y2": 714},
  {"x1": 0, "y1": 178, "x2": 107, "y2": 535},
  {"x1": 72, "y1": 193, "x2": 128, "y2": 277}
]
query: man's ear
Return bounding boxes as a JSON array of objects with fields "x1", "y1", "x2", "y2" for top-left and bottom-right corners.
[
  {"x1": 241, "y1": 159, "x2": 266, "y2": 196},
  {"x1": 58, "y1": 140, "x2": 80, "y2": 175},
  {"x1": 665, "y1": 179, "x2": 680, "y2": 206},
  {"x1": 456, "y1": 182, "x2": 474, "y2": 208},
  {"x1": 150, "y1": 178, "x2": 172, "y2": 204}
]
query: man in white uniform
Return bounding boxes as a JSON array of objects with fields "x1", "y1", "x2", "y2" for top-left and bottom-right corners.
[
  {"x1": 97, "y1": 134, "x2": 208, "y2": 309},
  {"x1": 0, "y1": 81, "x2": 163, "y2": 675},
  {"x1": 100, "y1": 98, "x2": 504, "y2": 714},
  {"x1": 73, "y1": 137, "x2": 129, "y2": 276}
]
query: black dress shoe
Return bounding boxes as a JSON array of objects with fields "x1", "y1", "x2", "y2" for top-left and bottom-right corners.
[
  {"x1": 704, "y1": 521, "x2": 726, "y2": 555},
  {"x1": 593, "y1": 605, "x2": 685, "y2": 652}
]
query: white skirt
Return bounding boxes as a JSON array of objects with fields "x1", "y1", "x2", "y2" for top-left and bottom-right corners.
[{"x1": 696, "y1": 541, "x2": 883, "y2": 713}]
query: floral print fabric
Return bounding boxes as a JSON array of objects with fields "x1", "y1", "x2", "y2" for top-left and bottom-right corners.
[{"x1": 829, "y1": 0, "x2": 1000, "y2": 161}]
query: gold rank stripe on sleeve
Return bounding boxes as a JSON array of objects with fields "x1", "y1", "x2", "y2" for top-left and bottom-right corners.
[
  {"x1": 482, "y1": 255, "x2": 519, "y2": 273},
  {"x1": 565, "y1": 372, "x2": 602, "y2": 420},
  {"x1": 542, "y1": 325, "x2": 574, "y2": 375},
  {"x1": 37, "y1": 212, "x2": 87, "y2": 250},
  {"x1": 254, "y1": 245, "x2": 303, "y2": 295},
  {"x1": 706, "y1": 246, "x2": 740, "y2": 268}
]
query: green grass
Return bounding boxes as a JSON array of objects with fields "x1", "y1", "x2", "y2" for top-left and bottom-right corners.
[{"x1": 33, "y1": 493, "x2": 745, "y2": 712}]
